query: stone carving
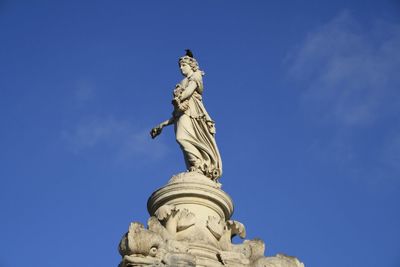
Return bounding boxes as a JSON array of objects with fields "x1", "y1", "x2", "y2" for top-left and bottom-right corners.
[
  {"x1": 168, "y1": 171, "x2": 221, "y2": 189},
  {"x1": 119, "y1": 52, "x2": 304, "y2": 266},
  {"x1": 206, "y1": 216, "x2": 225, "y2": 240},
  {"x1": 119, "y1": 214, "x2": 303, "y2": 267},
  {"x1": 176, "y1": 209, "x2": 196, "y2": 232},
  {"x1": 155, "y1": 204, "x2": 196, "y2": 236},
  {"x1": 119, "y1": 172, "x2": 304, "y2": 266},
  {"x1": 118, "y1": 219, "x2": 196, "y2": 267},
  {"x1": 218, "y1": 220, "x2": 247, "y2": 251},
  {"x1": 252, "y1": 254, "x2": 305, "y2": 267},
  {"x1": 151, "y1": 50, "x2": 222, "y2": 180},
  {"x1": 218, "y1": 234, "x2": 304, "y2": 267}
]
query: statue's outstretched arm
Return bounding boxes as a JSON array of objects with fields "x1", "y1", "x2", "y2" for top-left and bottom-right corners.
[
  {"x1": 150, "y1": 117, "x2": 175, "y2": 139},
  {"x1": 179, "y1": 80, "x2": 197, "y2": 101},
  {"x1": 160, "y1": 117, "x2": 175, "y2": 127}
]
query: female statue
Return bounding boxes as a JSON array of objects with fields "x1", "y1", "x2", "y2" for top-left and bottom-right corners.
[{"x1": 150, "y1": 50, "x2": 222, "y2": 180}]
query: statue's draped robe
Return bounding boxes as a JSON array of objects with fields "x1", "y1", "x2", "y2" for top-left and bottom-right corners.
[{"x1": 173, "y1": 72, "x2": 222, "y2": 179}]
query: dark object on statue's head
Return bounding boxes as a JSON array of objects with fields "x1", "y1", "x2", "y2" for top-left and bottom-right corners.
[{"x1": 185, "y1": 49, "x2": 194, "y2": 58}]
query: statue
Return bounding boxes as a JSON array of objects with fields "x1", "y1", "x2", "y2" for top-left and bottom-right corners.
[
  {"x1": 118, "y1": 209, "x2": 305, "y2": 267},
  {"x1": 118, "y1": 50, "x2": 305, "y2": 267},
  {"x1": 151, "y1": 50, "x2": 222, "y2": 180}
]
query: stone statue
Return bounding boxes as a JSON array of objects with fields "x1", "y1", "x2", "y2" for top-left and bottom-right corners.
[
  {"x1": 118, "y1": 220, "x2": 196, "y2": 267},
  {"x1": 119, "y1": 201, "x2": 305, "y2": 267},
  {"x1": 150, "y1": 50, "x2": 222, "y2": 180},
  {"x1": 118, "y1": 51, "x2": 305, "y2": 267}
]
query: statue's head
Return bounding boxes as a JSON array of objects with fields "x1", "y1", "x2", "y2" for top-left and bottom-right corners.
[
  {"x1": 179, "y1": 55, "x2": 200, "y2": 73},
  {"x1": 179, "y1": 58, "x2": 194, "y2": 77},
  {"x1": 179, "y1": 50, "x2": 203, "y2": 77}
]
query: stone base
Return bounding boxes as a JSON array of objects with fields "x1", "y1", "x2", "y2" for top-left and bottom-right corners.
[
  {"x1": 118, "y1": 172, "x2": 305, "y2": 267},
  {"x1": 147, "y1": 172, "x2": 233, "y2": 249}
]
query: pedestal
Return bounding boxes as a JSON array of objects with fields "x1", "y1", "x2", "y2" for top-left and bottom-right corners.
[{"x1": 118, "y1": 172, "x2": 305, "y2": 267}]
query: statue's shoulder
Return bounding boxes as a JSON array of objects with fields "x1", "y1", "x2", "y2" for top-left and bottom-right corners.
[
  {"x1": 189, "y1": 71, "x2": 203, "y2": 82},
  {"x1": 189, "y1": 72, "x2": 204, "y2": 93}
]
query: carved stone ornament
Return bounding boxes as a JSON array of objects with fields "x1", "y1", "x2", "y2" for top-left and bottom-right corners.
[
  {"x1": 118, "y1": 172, "x2": 305, "y2": 267},
  {"x1": 118, "y1": 51, "x2": 304, "y2": 267}
]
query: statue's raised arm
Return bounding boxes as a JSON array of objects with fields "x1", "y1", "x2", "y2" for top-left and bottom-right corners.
[{"x1": 151, "y1": 50, "x2": 222, "y2": 180}]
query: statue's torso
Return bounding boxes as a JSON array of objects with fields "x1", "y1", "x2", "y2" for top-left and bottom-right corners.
[{"x1": 173, "y1": 74, "x2": 211, "y2": 121}]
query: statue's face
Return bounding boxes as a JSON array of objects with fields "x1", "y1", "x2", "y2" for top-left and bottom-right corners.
[{"x1": 180, "y1": 62, "x2": 192, "y2": 77}]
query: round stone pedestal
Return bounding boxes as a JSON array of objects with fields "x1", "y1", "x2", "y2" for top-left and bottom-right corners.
[
  {"x1": 148, "y1": 172, "x2": 233, "y2": 221},
  {"x1": 147, "y1": 172, "x2": 234, "y2": 265},
  {"x1": 119, "y1": 172, "x2": 305, "y2": 267}
]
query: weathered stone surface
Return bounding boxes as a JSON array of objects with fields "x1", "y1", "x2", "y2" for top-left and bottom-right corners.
[
  {"x1": 118, "y1": 172, "x2": 304, "y2": 267},
  {"x1": 150, "y1": 50, "x2": 222, "y2": 180},
  {"x1": 118, "y1": 51, "x2": 304, "y2": 267}
]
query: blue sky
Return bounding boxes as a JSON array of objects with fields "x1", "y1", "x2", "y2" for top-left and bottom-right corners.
[{"x1": 1, "y1": 1, "x2": 399, "y2": 266}]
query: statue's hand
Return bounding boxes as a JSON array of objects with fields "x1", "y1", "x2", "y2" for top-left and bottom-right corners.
[{"x1": 150, "y1": 126, "x2": 163, "y2": 139}]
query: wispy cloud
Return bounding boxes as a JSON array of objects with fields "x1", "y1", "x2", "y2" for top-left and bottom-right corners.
[
  {"x1": 287, "y1": 11, "x2": 400, "y2": 184},
  {"x1": 288, "y1": 11, "x2": 400, "y2": 126},
  {"x1": 62, "y1": 116, "x2": 167, "y2": 162}
]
